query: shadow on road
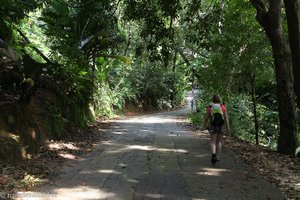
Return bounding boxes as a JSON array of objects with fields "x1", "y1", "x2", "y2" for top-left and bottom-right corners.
[{"x1": 16, "y1": 92, "x2": 283, "y2": 200}]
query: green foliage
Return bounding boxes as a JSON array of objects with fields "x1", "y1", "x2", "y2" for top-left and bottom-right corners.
[
  {"x1": 192, "y1": 0, "x2": 273, "y2": 94},
  {"x1": 188, "y1": 112, "x2": 203, "y2": 126},
  {"x1": 51, "y1": 113, "x2": 68, "y2": 139},
  {"x1": 40, "y1": 0, "x2": 122, "y2": 62},
  {"x1": 226, "y1": 94, "x2": 255, "y2": 139},
  {"x1": 58, "y1": 67, "x2": 94, "y2": 126},
  {"x1": 127, "y1": 57, "x2": 187, "y2": 110},
  {"x1": 256, "y1": 104, "x2": 279, "y2": 148},
  {"x1": 128, "y1": 62, "x2": 171, "y2": 109},
  {"x1": 182, "y1": 0, "x2": 285, "y2": 150},
  {"x1": 93, "y1": 81, "x2": 133, "y2": 117},
  {"x1": 92, "y1": 57, "x2": 134, "y2": 116},
  {"x1": 189, "y1": 90, "x2": 279, "y2": 149},
  {"x1": 11, "y1": 1, "x2": 125, "y2": 121},
  {"x1": 188, "y1": 90, "x2": 213, "y2": 127},
  {"x1": 2, "y1": 0, "x2": 296, "y2": 154},
  {"x1": 0, "y1": 0, "x2": 41, "y2": 41}
]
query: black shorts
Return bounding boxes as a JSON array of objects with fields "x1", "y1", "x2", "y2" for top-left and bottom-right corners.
[{"x1": 208, "y1": 126, "x2": 223, "y2": 134}]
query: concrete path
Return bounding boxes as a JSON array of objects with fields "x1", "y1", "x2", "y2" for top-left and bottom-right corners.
[{"x1": 17, "y1": 92, "x2": 284, "y2": 200}]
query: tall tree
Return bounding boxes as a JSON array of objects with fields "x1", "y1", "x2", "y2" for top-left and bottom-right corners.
[
  {"x1": 250, "y1": 0, "x2": 297, "y2": 155},
  {"x1": 283, "y1": 0, "x2": 300, "y2": 109}
]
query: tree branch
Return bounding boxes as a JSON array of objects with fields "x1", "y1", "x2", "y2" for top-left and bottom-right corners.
[
  {"x1": 17, "y1": 29, "x2": 52, "y2": 64},
  {"x1": 250, "y1": 0, "x2": 269, "y2": 29}
]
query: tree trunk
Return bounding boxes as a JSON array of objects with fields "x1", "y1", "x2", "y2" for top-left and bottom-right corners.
[
  {"x1": 250, "y1": 0, "x2": 297, "y2": 155},
  {"x1": 170, "y1": 51, "x2": 177, "y2": 108},
  {"x1": 250, "y1": 76, "x2": 259, "y2": 145},
  {"x1": 283, "y1": 0, "x2": 300, "y2": 109}
]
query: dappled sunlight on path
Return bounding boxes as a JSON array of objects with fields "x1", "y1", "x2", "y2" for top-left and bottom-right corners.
[{"x1": 16, "y1": 91, "x2": 284, "y2": 200}]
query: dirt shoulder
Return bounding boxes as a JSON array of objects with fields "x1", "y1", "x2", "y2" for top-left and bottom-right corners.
[
  {"x1": 0, "y1": 122, "x2": 110, "y2": 196},
  {"x1": 186, "y1": 124, "x2": 300, "y2": 200},
  {"x1": 224, "y1": 136, "x2": 300, "y2": 200}
]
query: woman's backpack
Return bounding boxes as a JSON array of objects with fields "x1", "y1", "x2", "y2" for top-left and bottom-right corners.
[{"x1": 210, "y1": 104, "x2": 225, "y2": 127}]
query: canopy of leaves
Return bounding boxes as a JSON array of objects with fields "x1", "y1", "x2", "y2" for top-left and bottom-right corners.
[{"x1": 0, "y1": 0, "x2": 298, "y2": 154}]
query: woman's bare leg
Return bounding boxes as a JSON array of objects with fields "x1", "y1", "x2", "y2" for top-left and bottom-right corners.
[
  {"x1": 216, "y1": 133, "x2": 223, "y2": 160},
  {"x1": 210, "y1": 133, "x2": 217, "y2": 154}
]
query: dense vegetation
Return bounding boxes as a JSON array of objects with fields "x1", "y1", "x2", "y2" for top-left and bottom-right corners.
[{"x1": 0, "y1": 0, "x2": 299, "y2": 160}]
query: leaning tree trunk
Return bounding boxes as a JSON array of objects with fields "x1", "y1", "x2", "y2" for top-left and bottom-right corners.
[
  {"x1": 283, "y1": 0, "x2": 300, "y2": 109},
  {"x1": 250, "y1": 0, "x2": 297, "y2": 155}
]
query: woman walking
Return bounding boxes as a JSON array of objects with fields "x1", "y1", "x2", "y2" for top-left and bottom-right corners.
[{"x1": 204, "y1": 95, "x2": 230, "y2": 164}]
